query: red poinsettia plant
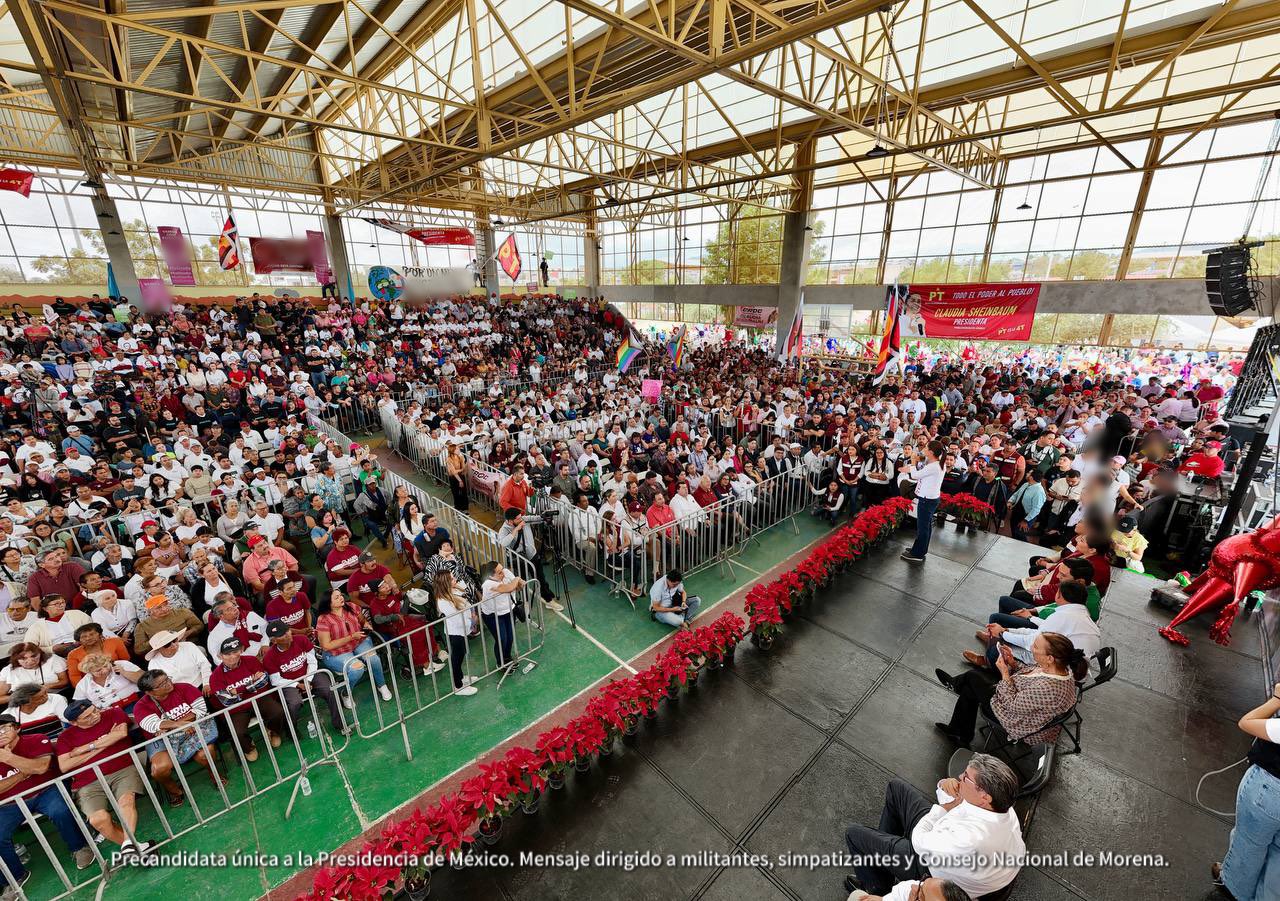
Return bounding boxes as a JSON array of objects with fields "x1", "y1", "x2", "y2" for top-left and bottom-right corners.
[
  {"x1": 535, "y1": 726, "x2": 576, "y2": 779},
  {"x1": 939, "y1": 492, "x2": 994, "y2": 523},
  {"x1": 422, "y1": 795, "x2": 477, "y2": 860},
  {"x1": 458, "y1": 761, "x2": 518, "y2": 820}
]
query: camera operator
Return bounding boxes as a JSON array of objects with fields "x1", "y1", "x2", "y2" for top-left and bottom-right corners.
[{"x1": 497, "y1": 507, "x2": 564, "y2": 612}]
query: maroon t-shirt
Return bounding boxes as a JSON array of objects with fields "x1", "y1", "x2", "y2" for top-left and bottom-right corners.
[
  {"x1": 345, "y1": 565, "x2": 390, "y2": 602},
  {"x1": 265, "y1": 593, "x2": 311, "y2": 631},
  {"x1": 132, "y1": 682, "x2": 207, "y2": 738},
  {"x1": 261, "y1": 634, "x2": 316, "y2": 683},
  {"x1": 0, "y1": 733, "x2": 57, "y2": 801},
  {"x1": 209, "y1": 657, "x2": 272, "y2": 710},
  {"x1": 54, "y1": 707, "x2": 132, "y2": 789}
]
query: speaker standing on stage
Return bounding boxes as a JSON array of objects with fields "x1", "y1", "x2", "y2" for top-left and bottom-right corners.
[{"x1": 900, "y1": 440, "x2": 945, "y2": 564}]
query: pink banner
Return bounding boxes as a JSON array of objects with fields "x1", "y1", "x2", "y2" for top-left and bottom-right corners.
[
  {"x1": 157, "y1": 226, "x2": 195, "y2": 286},
  {"x1": 138, "y1": 277, "x2": 172, "y2": 314},
  {"x1": 641, "y1": 379, "x2": 662, "y2": 401},
  {"x1": 307, "y1": 229, "x2": 332, "y2": 286}
]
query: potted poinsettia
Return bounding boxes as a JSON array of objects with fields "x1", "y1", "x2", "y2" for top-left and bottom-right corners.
[
  {"x1": 536, "y1": 726, "x2": 575, "y2": 790},
  {"x1": 748, "y1": 597, "x2": 784, "y2": 650},
  {"x1": 635, "y1": 667, "x2": 667, "y2": 717},
  {"x1": 567, "y1": 714, "x2": 606, "y2": 771},
  {"x1": 311, "y1": 834, "x2": 402, "y2": 900},
  {"x1": 423, "y1": 795, "x2": 476, "y2": 869},
  {"x1": 709, "y1": 612, "x2": 745, "y2": 666},
  {"x1": 503, "y1": 746, "x2": 547, "y2": 815},
  {"x1": 460, "y1": 760, "x2": 516, "y2": 845},
  {"x1": 585, "y1": 692, "x2": 625, "y2": 754},
  {"x1": 776, "y1": 569, "x2": 808, "y2": 607}
]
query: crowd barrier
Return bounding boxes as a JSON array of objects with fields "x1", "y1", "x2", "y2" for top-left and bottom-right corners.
[{"x1": 0, "y1": 683, "x2": 345, "y2": 901}]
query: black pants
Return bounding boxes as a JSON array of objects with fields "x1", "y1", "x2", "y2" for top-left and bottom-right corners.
[
  {"x1": 481, "y1": 611, "x2": 515, "y2": 668},
  {"x1": 222, "y1": 693, "x2": 287, "y2": 755},
  {"x1": 447, "y1": 633, "x2": 469, "y2": 689},
  {"x1": 450, "y1": 478, "x2": 469, "y2": 511},
  {"x1": 281, "y1": 673, "x2": 345, "y2": 732},
  {"x1": 844, "y1": 779, "x2": 934, "y2": 895},
  {"x1": 530, "y1": 555, "x2": 555, "y2": 602},
  {"x1": 944, "y1": 668, "x2": 1001, "y2": 743}
]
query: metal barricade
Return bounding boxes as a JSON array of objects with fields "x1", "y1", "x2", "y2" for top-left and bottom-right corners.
[
  {"x1": 0, "y1": 682, "x2": 346, "y2": 900},
  {"x1": 338, "y1": 586, "x2": 544, "y2": 761}
]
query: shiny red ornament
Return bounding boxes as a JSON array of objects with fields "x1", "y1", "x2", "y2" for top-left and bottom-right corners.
[{"x1": 1159, "y1": 515, "x2": 1280, "y2": 647}]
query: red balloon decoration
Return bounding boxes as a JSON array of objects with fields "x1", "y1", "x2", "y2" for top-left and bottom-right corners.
[{"x1": 1159, "y1": 515, "x2": 1280, "y2": 646}]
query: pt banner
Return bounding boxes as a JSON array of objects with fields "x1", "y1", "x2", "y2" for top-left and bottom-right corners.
[
  {"x1": 890, "y1": 282, "x2": 1040, "y2": 342},
  {"x1": 361, "y1": 217, "x2": 475, "y2": 246},
  {"x1": 157, "y1": 226, "x2": 195, "y2": 286},
  {"x1": 0, "y1": 168, "x2": 33, "y2": 197},
  {"x1": 247, "y1": 236, "x2": 314, "y2": 274}
]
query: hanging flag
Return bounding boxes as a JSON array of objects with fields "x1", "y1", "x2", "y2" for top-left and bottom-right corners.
[
  {"x1": 157, "y1": 226, "x2": 195, "y2": 286},
  {"x1": 873, "y1": 283, "x2": 905, "y2": 384},
  {"x1": 616, "y1": 329, "x2": 642, "y2": 373},
  {"x1": 666, "y1": 324, "x2": 687, "y2": 370},
  {"x1": 218, "y1": 214, "x2": 241, "y2": 270},
  {"x1": 780, "y1": 293, "x2": 805, "y2": 360},
  {"x1": 0, "y1": 168, "x2": 33, "y2": 197},
  {"x1": 497, "y1": 233, "x2": 521, "y2": 281},
  {"x1": 361, "y1": 217, "x2": 475, "y2": 246},
  {"x1": 106, "y1": 262, "x2": 120, "y2": 299}
]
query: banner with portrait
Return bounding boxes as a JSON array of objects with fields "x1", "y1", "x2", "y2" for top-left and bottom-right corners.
[
  {"x1": 733, "y1": 306, "x2": 778, "y2": 328},
  {"x1": 157, "y1": 226, "x2": 195, "y2": 286},
  {"x1": 247, "y1": 237, "x2": 314, "y2": 274},
  {"x1": 891, "y1": 282, "x2": 1041, "y2": 342}
]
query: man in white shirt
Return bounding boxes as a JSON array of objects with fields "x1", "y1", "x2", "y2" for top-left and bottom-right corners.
[
  {"x1": 984, "y1": 580, "x2": 1100, "y2": 666},
  {"x1": 205, "y1": 595, "x2": 267, "y2": 659},
  {"x1": 843, "y1": 753, "x2": 1024, "y2": 899},
  {"x1": 145, "y1": 630, "x2": 213, "y2": 693},
  {"x1": 847, "y1": 877, "x2": 972, "y2": 901}
]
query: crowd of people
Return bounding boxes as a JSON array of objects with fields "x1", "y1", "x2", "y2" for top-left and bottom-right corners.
[{"x1": 0, "y1": 286, "x2": 1256, "y2": 899}]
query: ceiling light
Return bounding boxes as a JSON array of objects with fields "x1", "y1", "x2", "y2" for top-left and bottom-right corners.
[
  {"x1": 1017, "y1": 201, "x2": 1032, "y2": 211},
  {"x1": 81, "y1": 179, "x2": 103, "y2": 190},
  {"x1": 603, "y1": 196, "x2": 617, "y2": 207},
  {"x1": 106, "y1": 229, "x2": 120, "y2": 236},
  {"x1": 97, "y1": 210, "x2": 113, "y2": 218},
  {"x1": 493, "y1": 218, "x2": 504, "y2": 227},
  {"x1": 803, "y1": 224, "x2": 814, "y2": 232},
  {"x1": 865, "y1": 144, "x2": 890, "y2": 159}
]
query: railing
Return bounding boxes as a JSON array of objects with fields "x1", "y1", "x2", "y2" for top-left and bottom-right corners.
[
  {"x1": 0, "y1": 682, "x2": 346, "y2": 901},
  {"x1": 340, "y1": 587, "x2": 545, "y2": 760}
]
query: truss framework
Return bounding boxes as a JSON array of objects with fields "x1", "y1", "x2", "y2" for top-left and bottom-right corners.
[{"x1": 0, "y1": 0, "x2": 1271, "y2": 224}]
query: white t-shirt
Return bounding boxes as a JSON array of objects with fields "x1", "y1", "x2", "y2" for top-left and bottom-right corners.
[
  {"x1": 909, "y1": 460, "x2": 944, "y2": 500},
  {"x1": 1266, "y1": 719, "x2": 1280, "y2": 742},
  {"x1": 73, "y1": 661, "x2": 142, "y2": 709},
  {"x1": 0, "y1": 656, "x2": 67, "y2": 689}
]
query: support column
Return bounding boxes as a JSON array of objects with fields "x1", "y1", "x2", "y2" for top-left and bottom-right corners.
[
  {"x1": 776, "y1": 139, "x2": 816, "y2": 351},
  {"x1": 478, "y1": 222, "x2": 500, "y2": 299},
  {"x1": 93, "y1": 194, "x2": 140, "y2": 306},
  {"x1": 584, "y1": 197, "x2": 600, "y2": 297},
  {"x1": 322, "y1": 209, "x2": 354, "y2": 301}
]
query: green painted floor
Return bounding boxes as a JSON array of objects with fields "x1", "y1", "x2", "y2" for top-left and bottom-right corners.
[{"x1": 24, "y1": 458, "x2": 836, "y2": 901}]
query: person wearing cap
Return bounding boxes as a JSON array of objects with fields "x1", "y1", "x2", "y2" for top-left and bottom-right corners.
[
  {"x1": 208, "y1": 637, "x2": 285, "y2": 763},
  {"x1": 1110, "y1": 514, "x2": 1149, "y2": 572},
  {"x1": 0, "y1": 712, "x2": 94, "y2": 885},
  {"x1": 145, "y1": 631, "x2": 212, "y2": 695},
  {"x1": 261, "y1": 620, "x2": 348, "y2": 735},
  {"x1": 132, "y1": 595, "x2": 203, "y2": 658},
  {"x1": 66, "y1": 623, "x2": 130, "y2": 687},
  {"x1": 345, "y1": 552, "x2": 391, "y2": 606},
  {"x1": 206, "y1": 595, "x2": 267, "y2": 660},
  {"x1": 54, "y1": 700, "x2": 148, "y2": 858},
  {"x1": 133, "y1": 670, "x2": 221, "y2": 803},
  {"x1": 1179, "y1": 439, "x2": 1225, "y2": 479}
]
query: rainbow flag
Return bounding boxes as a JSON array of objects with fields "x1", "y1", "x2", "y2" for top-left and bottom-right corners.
[
  {"x1": 617, "y1": 329, "x2": 642, "y2": 372},
  {"x1": 666, "y1": 324, "x2": 686, "y2": 370}
]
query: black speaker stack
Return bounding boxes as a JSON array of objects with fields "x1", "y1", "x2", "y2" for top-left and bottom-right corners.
[{"x1": 1204, "y1": 242, "x2": 1262, "y2": 317}]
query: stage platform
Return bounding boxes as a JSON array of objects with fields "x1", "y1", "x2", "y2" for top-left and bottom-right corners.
[{"x1": 422, "y1": 526, "x2": 1262, "y2": 901}]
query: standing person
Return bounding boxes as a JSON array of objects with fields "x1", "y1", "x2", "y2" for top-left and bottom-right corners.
[
  {"x1": 900, "y1": 440, "x2": 944, "y2": 563},
  {"x1": 1213, "y1": 681, "x2": 1280, "y2": 900},
  {"x1": 445, "y1": 442, "x2": 470, "y2": 512},
  {"x1": 479, "y1": 562, "x2": 524, "y2": 672},
  {"x1": 433, "y1": 571, "x2": 477, "y2": 697}
]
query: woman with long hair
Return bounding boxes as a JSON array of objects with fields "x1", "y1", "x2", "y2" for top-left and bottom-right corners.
[
  {"x1": 0, "y1": 643, "x2": 67, "y2": 703},
  {"x1": 433, "y1": 571, "x2": 476, "y2": 697},
  {"x1": 314, "y1": 589, "x2": 391, "y2": 702},
  {"x1": 934, "y1": 632, "x2": 1085, "y2": 747}
]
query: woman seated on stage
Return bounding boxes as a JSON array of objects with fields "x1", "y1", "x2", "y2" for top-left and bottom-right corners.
[{"x1": 933, "y1": 631, "x2": 1086, "y2": 748}]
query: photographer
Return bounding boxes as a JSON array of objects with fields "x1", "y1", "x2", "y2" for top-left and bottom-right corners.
[
  {"x1": 648, "y1": 568, "x2": 700, "y2": 629},
  {"x1": 496, "y1": 508, "x2": 564, "y2": 612}
]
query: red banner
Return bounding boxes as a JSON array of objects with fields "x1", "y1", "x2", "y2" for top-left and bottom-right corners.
[
  {"x1": 306, "y1": 229, "x2": 332, "y2": 286},
  {"x1": 361, "y1": 217, "x2": 475, "y2": 246},
  {"x1": 157, "y1": 226, "x2": 195, "y2": 286},
  {"x1": 497, "y1": 234, "x2": 521, "y2": 281},
  {"x1": 0, "y1": 168, "x2": 33, "y2": 198},
  {"x1": 896, "y1": 282, "x2": 1040, "y2": 341},
  {"x1": 247, "y1": 236, "x2": 314, "y2": 274}
]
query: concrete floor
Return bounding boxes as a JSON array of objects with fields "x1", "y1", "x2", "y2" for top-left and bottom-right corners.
[{"x1": 419, "y1": 525, "x2": 1261, "y2": 901}]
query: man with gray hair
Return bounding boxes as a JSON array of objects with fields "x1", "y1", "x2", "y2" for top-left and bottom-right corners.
[
  {"x1": 843, "y1": 753, "x2": 1024, "y2": 899},
  {"x1": 848, "y1": 876, "x2": 974, "y2": 901}
]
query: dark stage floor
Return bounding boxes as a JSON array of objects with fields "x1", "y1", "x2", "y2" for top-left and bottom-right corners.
[{"x1": 425, "y1": 527, "x2": 1262, "y2": 901}]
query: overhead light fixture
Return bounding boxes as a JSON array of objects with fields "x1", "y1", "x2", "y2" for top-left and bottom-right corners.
[
  {"x1": 493, "y1": 217, "x2": 505, "y2": 227},
  {"x1": 603, "y1": 196, "x2": 617, "y2": 207},
  {"x1": 803, "y1": 224, "x2": 814, "y2": 232},
  {"x1": 97, "y1": 210, "x2": 113, "y2": 218},
  {"x1": 1017, "y1": 201, "x2": 1033, "y2": 211},
  {"x1": 865, "y1": 144, "x2": 890, "y2": 159},
  {"x1": 106, "y1": 229, "x2": 120, "y2": 236},
  {"x1": 681, "y1": 236, "x2": 690, "y2": 242},
  {"x1": 81, "y1": 179, "x2": 103, "y2": 190}
]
